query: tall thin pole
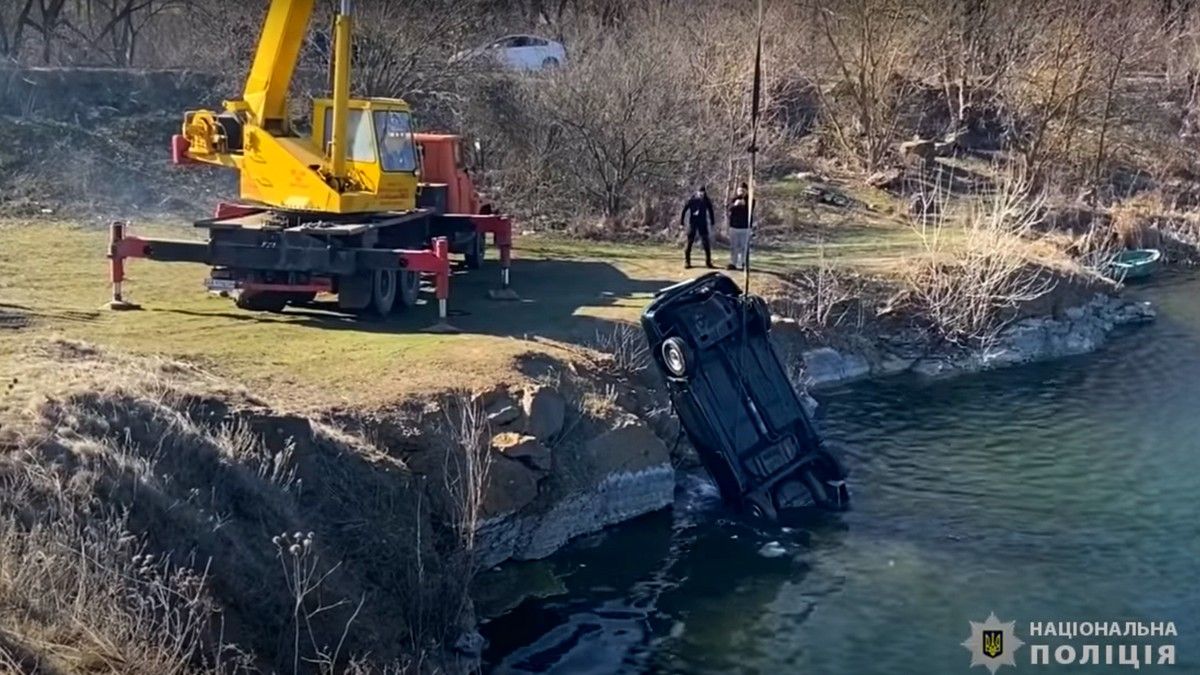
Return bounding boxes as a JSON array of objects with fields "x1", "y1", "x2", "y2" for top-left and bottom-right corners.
[{"x1": 744, "y1": 0, "x2": 764, "y2": 293}]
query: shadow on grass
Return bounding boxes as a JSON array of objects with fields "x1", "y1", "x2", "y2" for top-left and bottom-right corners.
[{"x1": 155, "y1": 257, "x2": 679, "y2": 349}]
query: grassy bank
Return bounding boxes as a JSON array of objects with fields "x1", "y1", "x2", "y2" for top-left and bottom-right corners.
[{"x1": 0, "y1": 206, "x2": 925, "y2": 411}]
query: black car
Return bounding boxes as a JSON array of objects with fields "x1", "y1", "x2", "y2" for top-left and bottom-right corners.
[{"x1": 641, "y1": 273, "x2": 850, "y2": 521}]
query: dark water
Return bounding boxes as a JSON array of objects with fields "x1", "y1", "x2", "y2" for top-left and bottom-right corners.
[{"x1": 481, "y1": 275, "x2": 1200, "y2": 674}]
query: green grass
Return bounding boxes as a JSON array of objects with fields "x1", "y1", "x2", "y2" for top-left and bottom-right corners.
[{"x1": 0, "y1": 211, "x2": 922, "y2": 408}]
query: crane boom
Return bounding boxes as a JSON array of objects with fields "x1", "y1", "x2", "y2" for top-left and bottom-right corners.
[
  {"x1": 240, "y1": 0, "x2": 315, "y2": 130},
  {"x1": 174, "y1": 0, "x2": 418, "y2": 213}
]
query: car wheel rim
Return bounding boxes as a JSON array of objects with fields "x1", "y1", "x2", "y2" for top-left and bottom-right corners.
[{"x1": 663, "y1": 342, "x2": 686, "y2": 376}]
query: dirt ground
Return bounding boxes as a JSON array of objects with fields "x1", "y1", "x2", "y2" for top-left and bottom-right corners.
[{"x1": 0, "y1": 209, "x2": 921, "y2": 410}]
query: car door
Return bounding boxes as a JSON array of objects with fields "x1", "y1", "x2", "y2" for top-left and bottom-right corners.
[
  {"x1": 504, "y1": 35, "x2": 539, "y2": 70},
  {"x1": 485, "y1": 36, "x2": 520, "y2": 69}
]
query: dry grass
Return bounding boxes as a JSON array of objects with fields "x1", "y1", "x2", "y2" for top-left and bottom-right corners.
[
  {"x1": 0, "y1": 339, "x2": 491, "y2": 673},
  {"x1": 588, "y1": 323, "x2": 651, "y2": 376}
]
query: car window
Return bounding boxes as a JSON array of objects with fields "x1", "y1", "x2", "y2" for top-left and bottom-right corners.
[
  {"x1": 509, "y1": 36, "x2": 532, "y2": 48},
  {"x1": 528, "y1": 37, "x2": 548, "y2": 47}
]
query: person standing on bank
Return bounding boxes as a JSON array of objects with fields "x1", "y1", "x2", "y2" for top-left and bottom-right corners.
[
  {"x1": 681, "y1": 186, "x2": 716, "y2": 269},
  {"x1": 726, "y1": 182, "x2": 752, "y2": 271}
]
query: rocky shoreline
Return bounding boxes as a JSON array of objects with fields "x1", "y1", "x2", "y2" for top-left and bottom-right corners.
[
  {"x1": 791, "y1": 293, "x2": 1157, "y2": 390},
  {"x1": 472, "y1": 292, "x2": 1158, "y2": 571}
]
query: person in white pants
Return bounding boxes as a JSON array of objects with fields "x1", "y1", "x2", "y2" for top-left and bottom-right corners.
[{"x1": 726, "y1": 183, "x2": 752, "y2": 270}]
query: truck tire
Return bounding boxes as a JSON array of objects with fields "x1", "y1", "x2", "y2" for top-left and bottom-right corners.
[
  {"x1": 396, "y1": 271, "x2": 421, "y2": 308},
  {"x1": 236, "y1": 290, "x2": 287, "y2": 313},
  {"x1": 369, "y1": 269, "x2": 397, "y2": 316},
  {"x1": 465, "y1": 233, "x2": 486, "y2": 270}
]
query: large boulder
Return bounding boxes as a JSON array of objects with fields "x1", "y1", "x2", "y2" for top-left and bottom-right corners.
[
  {"x1": 802, "y1": 347, "x2": 870, "y2": 387},
  {"x1": 482, "y1": 389, "x2": 524, "y2": 428},
  {"x1": 583, "y1": 417, "x2": 670, "y2": 476},
  {"x1": 522, "y1": 385, "x2": 566, "y2": 441},
  {"x1": 481, "y1": 454, "x2": 540, "y2": 518},
  {"x1": 492, "y1": 432, "x2": 551, "y2": 472}
]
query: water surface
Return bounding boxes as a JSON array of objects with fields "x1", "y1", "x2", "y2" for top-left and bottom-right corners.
[{"x1": 482, "y1": 275, "x2": 1200, "y2": 673}]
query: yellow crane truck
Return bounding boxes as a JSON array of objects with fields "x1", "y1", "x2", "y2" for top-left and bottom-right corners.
[{"x1": 107, "y1": 0, "x2": 514, "y2": 321}]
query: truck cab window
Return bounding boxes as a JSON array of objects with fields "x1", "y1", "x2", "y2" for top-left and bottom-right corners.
[
  {"x1": 374, "y1": 111, "x2": 417, "y2": 172},
  {"x1": 322, "y1": 109, "x2": 376, "y2": 162}
]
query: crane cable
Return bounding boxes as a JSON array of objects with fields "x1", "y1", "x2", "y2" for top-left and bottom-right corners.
[
  {"x1": 744, "y1": 0, "x2": 764, "y2": 295},
  {"x1": 735, "y1": 0, "x2": 768, "y2": 517}
]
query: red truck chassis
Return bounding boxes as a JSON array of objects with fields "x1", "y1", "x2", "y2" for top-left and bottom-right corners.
[{"x1": 107, "y1": 203, "x2": 513, "y2": 323}]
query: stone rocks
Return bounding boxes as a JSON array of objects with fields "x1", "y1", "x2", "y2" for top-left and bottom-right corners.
[
  {"x1": 477, "y1": 417, "x2": 673, "y2": 567},
  {"x1": 481, "y1": 454, "x2": 540, "y2": 518},
  {"x1": 802, "y1": 295, "x2": 1156, "y2": 387},
  {"x1": 875, "y1": 354, "x2": 916, "y2": 376},
  {"x1": 583, "y1": 417, "x2": 670, "y2": 475},
  {"x1": 476, "y1": 464, "x2": 674, "y2": 567},
  {"x1": 487, "y1": 403, "x2": 522, "y2": 427},
  {"x1": 482, "y1": 389, "x2": 524, "y2": 428},
  {"x1": 802, "y1": 347, "x2": 871, "y2": 386},
  {"x1": 492, "y1": 432, "x2": 551, "y2": 472},
  {"x1": 521, "y1": 385, "x2": 566, "y2": 442}
]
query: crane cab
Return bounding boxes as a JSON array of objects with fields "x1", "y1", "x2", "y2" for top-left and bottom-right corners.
[{"x1": 311, "y1": 97, "x2": 420, "y2": 212}]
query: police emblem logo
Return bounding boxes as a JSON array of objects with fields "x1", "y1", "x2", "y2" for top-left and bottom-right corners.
[
  {"x1": 962, "y1": 613, "x2": 1023, "y2": 674},
  {"x1": 982, "y1": 630, "x2": 1003, "y2": 658}
]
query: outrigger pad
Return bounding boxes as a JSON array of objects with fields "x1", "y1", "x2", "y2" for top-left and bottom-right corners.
[
  {"x1": 641, "y1": 272, "x2": 851, "y2": 522},
  {"x1": 487, "y1": 287, "x2": 520, "y2": 301},
  {"x1": 421, "y1": 320, "x2": 462, "y2": 334},
  {"x1": 103, "y1": 300, "x2": 143, "y2": 311}
]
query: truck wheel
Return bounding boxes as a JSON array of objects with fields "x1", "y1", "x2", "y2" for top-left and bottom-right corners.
[
  {"x1": 465, "y1": 233, "x2": 486, "y2": 270},
  {"x1": 661, "y1": 337, "x2": 692, "y2": 377},
  {"x1": 370, "y1": 269, "x2": 397, "y2": 316},
  {"x1": 236, "y1": 290, "x2": 287, "y2": 313},
  {"x1": 396, "y1": 271, "x2": 421, "y2": 308}
]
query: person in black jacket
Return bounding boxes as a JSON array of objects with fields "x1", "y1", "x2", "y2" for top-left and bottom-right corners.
[
  {"x1": 726, "y1": 182, "x2": 752, "y2": 270},
  {"x1": 680, "y1": 186, "x2": 715, "y2": 269}
]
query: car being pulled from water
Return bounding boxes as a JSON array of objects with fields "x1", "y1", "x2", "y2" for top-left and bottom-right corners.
[
  {"x1": 641, "y1": 273, "x2": 850, "y2": 521},
  {"x1": 452, "y1": 34, "x2": 567, "y2": 72}
]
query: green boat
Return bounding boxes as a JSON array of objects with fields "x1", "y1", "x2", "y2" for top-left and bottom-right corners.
[{"x1": 1109, "y1": 249, "x2": 1162, "y2": 281}]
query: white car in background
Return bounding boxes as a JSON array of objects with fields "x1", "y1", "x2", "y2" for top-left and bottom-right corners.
[{"x1": 454, "y1": 34, "x2": 567, "y2": 72}]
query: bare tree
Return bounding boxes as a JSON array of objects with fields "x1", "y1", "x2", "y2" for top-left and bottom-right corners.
[
  {"x1": 808, "y1": 0, "x2": 933, "y2": 172},
  {"x1": 0, "y1": 0, "x2": 36, "y2": 60},
  {"x1": 528, "y1": 25, "x2": 714, "y2": 220}
]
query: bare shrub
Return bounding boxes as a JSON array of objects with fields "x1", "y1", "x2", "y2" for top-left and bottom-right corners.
[
  {"x1": 271, "y1": 531, "x2": 362, "y2": 674},
  {"x1": 902, "y1": 165, "x2": 1058, "y2": 348},
  {"x1": 768, "y1": 245, "x2": 862, "y2": 335},
  {"x1": 590, "y1": 323, "x2": 651, "y2": 375}
]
